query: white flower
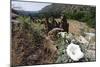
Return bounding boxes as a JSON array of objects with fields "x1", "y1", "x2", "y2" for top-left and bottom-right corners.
[
  {"x1": 58, "y1": 32, "x2": 67, "y2": 38},
  {"x1": 66, "y1": 43, "x2": 84, "y2": 61}
]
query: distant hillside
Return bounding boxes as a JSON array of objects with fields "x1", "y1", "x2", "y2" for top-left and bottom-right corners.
[
  {"x1": 11, "y1": 3, "x2": 96, "y2": 28},
  {"x1": 11, "y1": 8, "x2": 39, "y2": 16},
  {"x1": 40, "y1": 3, "x2": 95, "y2": 17},
  {"x1": 40, "y1": 4, "x2": 96, "y2": 28}
]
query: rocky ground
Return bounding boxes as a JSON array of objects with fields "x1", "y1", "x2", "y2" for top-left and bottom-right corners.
[
  {"x1": 11, "y1": 14, "x2": 96, "y2": 66},
  {"x1": 56, "y1": 20, "x2": 96, "y2": 63}
]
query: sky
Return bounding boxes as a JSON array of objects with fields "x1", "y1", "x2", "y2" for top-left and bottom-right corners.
[{"x1": 12, "y1": 1, "x2": 51, "y2": 11}]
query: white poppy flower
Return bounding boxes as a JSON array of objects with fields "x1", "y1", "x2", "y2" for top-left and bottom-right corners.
[{"x1": 66, "y1": 43, "x2": 84, "y2": 61}]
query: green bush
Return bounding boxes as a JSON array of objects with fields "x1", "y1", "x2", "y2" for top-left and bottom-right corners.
[{"x1": 63, "y1": 7, "x2": 96, "y2": 28}]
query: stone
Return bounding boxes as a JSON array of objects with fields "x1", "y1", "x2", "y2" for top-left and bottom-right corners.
[
  {"x1": 85, "y1": 50, "x2": 96, "y2": 61},
  {"x1": 76, "y1": 36, "x2": 89, "y2": 45}
]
